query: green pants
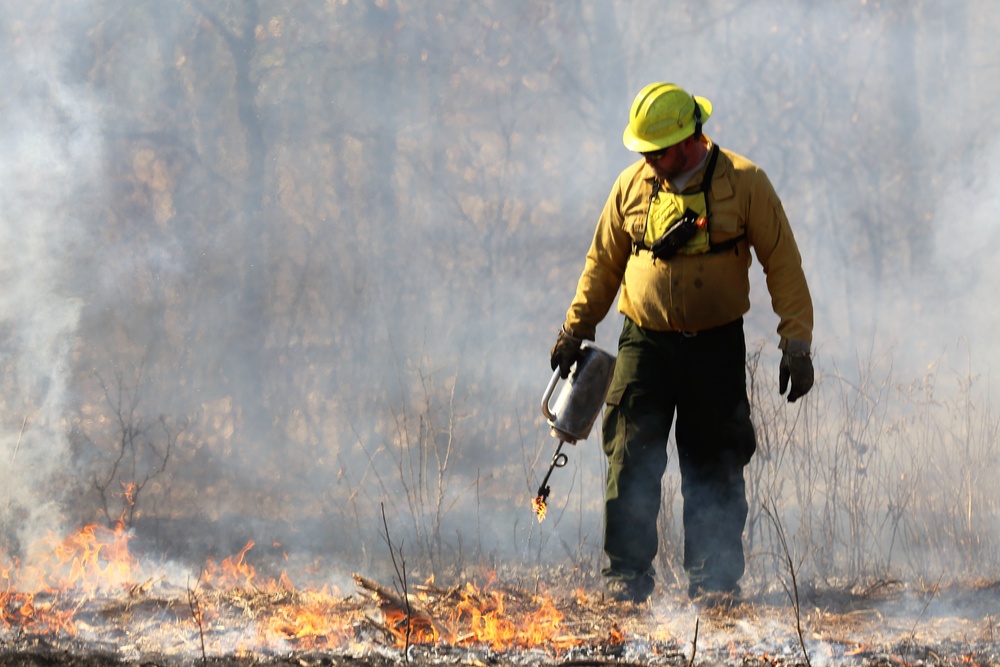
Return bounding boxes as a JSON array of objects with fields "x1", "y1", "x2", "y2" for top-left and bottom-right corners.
[{"x1": 601, "y1": 317, "x2": 756, "y2": 592}]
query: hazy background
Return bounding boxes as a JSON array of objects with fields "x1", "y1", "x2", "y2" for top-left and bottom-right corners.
[{"x1": 1, "y1": 0, "x2": 999, "y2": 588}]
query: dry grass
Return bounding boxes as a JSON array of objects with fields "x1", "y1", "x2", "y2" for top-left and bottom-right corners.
[{"x1": 3, "y1": 572, "x2": 999, "y2": 665}]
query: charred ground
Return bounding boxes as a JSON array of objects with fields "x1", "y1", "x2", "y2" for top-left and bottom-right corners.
[{"x1": 2, "y1": 577, "x2": 999, "y2": 667}]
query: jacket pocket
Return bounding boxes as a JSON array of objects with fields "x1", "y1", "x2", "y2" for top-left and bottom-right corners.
[
  {"x1": 709, "y1": 213, "x2": 743, "y2": 243},
  {"x1": 624, "y1": 213, "x2": 647, "y2": 244}
]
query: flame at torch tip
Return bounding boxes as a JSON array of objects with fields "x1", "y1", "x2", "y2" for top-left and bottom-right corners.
[{"x1": 531, "y1": 496, "x2": 547, "y2": 523}]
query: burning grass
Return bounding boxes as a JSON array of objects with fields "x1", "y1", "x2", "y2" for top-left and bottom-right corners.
[{"x1": 2, "y1": 525, "x2": 1000, "y2": 666}]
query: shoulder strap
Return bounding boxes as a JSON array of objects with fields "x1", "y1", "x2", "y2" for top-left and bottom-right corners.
[
  {"x1": 700, "y1": 144, "x2": 720, "y2": 194},
  {"x1": 703, "y1": 145, "x2": 747, "y2": 255}
]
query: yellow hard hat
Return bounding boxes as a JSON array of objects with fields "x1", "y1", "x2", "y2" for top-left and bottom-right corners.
[{"x1": 622, "y1": 83, "x2": 713, "y2": 152}]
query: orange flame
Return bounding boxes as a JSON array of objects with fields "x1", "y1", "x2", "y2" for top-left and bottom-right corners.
[
  {"x1": 448, "y1": 582, "x2": 566, "y2": 651},
  {"x1": 262, "y1": 592, "x2": 354, "y2": 649},
  {"x1": 1, "y1": 522, "x2": 136, "y2": 636},
  {"x1": 201, "y1": 539, "x2": 258, "y2": 590},
  {"x1": 0, "y1": 589, "x2": 77, "y2": 636},
  {"x1": 121, "y1": 481, "x2": 137, "y2": 506},
  {"x1": 845, "y1": 643, "x2": 873, "y2": 656},
  {"x1": 15, "y1": 521, "x2": 137, "y2": 595},
  {"x1": 56, "y1": 523, "x2": 134, "y2": 591},
  {"x1": 3, "y1": 526, "x2": 581, "y2": 654},
  {"x1": 531, "y1": 495, "x2": 547, "y2": 522},
  {"x1": 382, "y1": 606, "x2": 441, "y2": 645}
]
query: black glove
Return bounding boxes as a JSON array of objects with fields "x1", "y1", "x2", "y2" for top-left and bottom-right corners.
[
  {"x1": 550, "y1": 326, "x2": 584, "y2": 379},
  {"x1": 779, "y1": 343, "x2": 814, "y2": 403}
]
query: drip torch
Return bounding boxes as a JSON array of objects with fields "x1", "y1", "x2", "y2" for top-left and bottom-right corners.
[{"x1": 533, "y1": 341, "x2": 616, "y2": 521}]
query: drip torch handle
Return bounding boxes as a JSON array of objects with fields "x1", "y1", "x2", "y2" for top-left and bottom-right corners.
[{"x1": 541, "y1": 368, "x2": 562, "y2": 422}]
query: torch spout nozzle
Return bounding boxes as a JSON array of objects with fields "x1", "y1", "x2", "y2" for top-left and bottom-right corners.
[
  {"x1": 532, "y1": 440, "x2": 570, "y2": 522},
  {"x1": 535, "y1": 440, "x2": 569, "y2": 500}
]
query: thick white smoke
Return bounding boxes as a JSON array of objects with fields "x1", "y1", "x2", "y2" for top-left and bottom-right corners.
[{"x1": 0, "y1": 13, "x2": 103, "y2": 553}]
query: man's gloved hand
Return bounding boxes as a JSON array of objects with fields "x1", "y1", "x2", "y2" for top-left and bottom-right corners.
[
  {"x1": 550, "y1": 326, "x2": 584, "y2": 379},
  {"x1": 779, "y1": 341, "x2": 814, "y2": 403}
]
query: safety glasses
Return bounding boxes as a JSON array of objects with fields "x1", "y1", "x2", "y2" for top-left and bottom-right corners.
[{"x1": 640, "y1": 146, "x2": 671, "y2": 160}]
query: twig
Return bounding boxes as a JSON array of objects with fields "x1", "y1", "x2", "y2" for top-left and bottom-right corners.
[
  {"x1": 86, "y1": 365, "x2": 183, "y2": 529},
  {"x1": 10, "y1": 414, "x2": 28, "y2": 464},
  {"x1": 381, "y1": 502, "x2": 412, "y2": 663},
  {"x1": 187, "y1": 576, "x2": 207, "y2": 665},
  {"x1": 763, "y1": 499, "x2": 812, "y2": 667},
  {"x1": 901, "y1": 572, "x2": 943, "y2": 662},
  {"x1": 687, "y1": 617, "x2": 699, "y2": 667},
  {"x1": 6, "y1": 415, "x2": 29, "y2": 511}
]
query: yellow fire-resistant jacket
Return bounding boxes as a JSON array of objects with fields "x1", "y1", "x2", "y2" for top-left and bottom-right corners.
[{"x1": 564, "y1": 139, "x2": 813, "y2": 349}]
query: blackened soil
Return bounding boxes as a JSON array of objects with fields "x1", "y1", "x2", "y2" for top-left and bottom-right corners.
[{"x1": 0, "y1": 644, "x2": 400, "y2": 667}]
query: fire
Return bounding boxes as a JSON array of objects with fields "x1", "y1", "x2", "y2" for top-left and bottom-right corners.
[
  {"x1": 351, "y1": 572, "x2": 574, "y2": 653},
  {"x1": 845, "y1": 643, "x2": 873, "y2": 656},
  {"x1": 447, "y1": 581, "x2": 566, "y2": 651},
  {"x1": 121, "y1": 481, "x2": 137, "y2": 506},
  {"x1": 531, "y1": 495, "x2": 547, "y2": 522},
  {"x1": 15, "y1": 520, "x2": 137, "y2": 595},
  {"x1": 53, "y1": 522, "x2": 135, "y2": 591},
  {"x1": 1, "y1": 521, "x2": 136, "y2": 637},
  {"x1": 262, "y1": 592, "x2": 354, "y2": 649},
  {"x1": 3, "y1": 524, "x2": 983, "y2": 666},
  {"x1": 382, "y1": 605, "x2": 442, "y2": 645},
  {"x1": 0, "y1": 522, "x2": 588, "y2": 657},
  {"x1": 197, "y1": 539, "x2": 300, "y2": 596},
  {"x1": 0, "y1": 589, "x2": 76, "y2": 636},
  {"x1": 201, "y1": 539, "x2": 258, "y2": 590}
]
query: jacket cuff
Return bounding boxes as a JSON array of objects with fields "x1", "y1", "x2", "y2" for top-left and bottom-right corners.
[
  {"x1": 563, "y1": 322, "x2": 596, "y2": 341},
  {"x1": 782, "y1": 339, "x2": 811, "y2": 357}
]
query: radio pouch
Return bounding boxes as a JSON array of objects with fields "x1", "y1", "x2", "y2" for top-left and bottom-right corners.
[{"x1": 649, "y1": 208, "x2": 707, "y2": 260}]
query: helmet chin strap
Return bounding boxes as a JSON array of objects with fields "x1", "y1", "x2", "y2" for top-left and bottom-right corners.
[{"x1": 692, "y1": 97, "x2": 703, "y2": 139}]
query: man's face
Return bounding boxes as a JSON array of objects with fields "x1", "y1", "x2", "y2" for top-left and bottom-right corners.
[{"x1": 641, "y1": 140, "x2": 688, "y2": 182}]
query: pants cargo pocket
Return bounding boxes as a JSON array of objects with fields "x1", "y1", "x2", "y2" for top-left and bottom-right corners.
[
  {"x1": 601, "y1": 381, "x2": 629, "y2": 464},
  {"x1": 730, "y1": 399, "x2": 757, "y2": 466}
]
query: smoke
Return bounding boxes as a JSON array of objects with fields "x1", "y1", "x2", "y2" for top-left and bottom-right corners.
[
  {"x1": 921, "y1": 135, "x2": 1000, "y2": 362},
  {"x1": 0, "y1": 0, "x2": 998, "y2": 590},
  {"x1": 0, "y1": 4, "x2": 103, "y2": 551},
  {"x1": 618, "y1": 0, "x2": 1000, "y2": 382}
]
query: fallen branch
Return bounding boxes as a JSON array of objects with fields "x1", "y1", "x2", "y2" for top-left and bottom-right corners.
[{"x1": 352, "y1": 573, "x2": 453, "y2": 641}]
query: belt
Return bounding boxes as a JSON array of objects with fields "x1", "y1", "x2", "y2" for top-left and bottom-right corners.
[{"x1": 658, "y1": 317, "x2": 744, "y2": 339}]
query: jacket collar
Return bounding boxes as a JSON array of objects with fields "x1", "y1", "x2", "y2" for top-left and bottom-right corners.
[{"x1": 642, "y1": 137, "x2": 724, "y2": 195}]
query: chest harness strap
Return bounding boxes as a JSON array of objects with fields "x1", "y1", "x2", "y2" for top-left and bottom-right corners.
[{"x1": 633, "y1": 144, "x2": 747, "y2": 256}]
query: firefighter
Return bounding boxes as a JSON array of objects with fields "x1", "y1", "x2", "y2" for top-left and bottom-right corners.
[{"x1": 550, "y1": 82, "x2": 814, "y2": 604}]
